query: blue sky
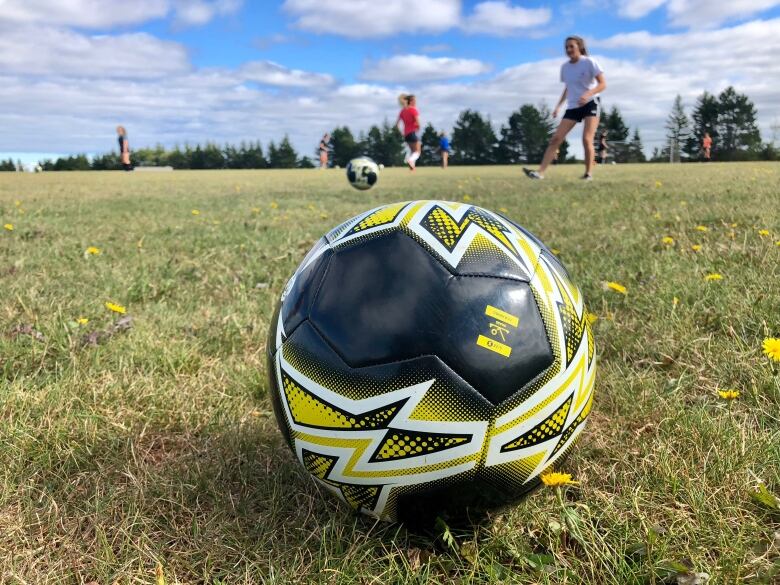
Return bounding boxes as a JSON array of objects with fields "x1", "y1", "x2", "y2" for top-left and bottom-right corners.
[{"x1": 1, "y1": 0, "x2": 780, "y2": 165}]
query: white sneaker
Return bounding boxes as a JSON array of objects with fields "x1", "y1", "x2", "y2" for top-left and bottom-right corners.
[
  {"x1": 523, "y1": 167, "x2": 544, "y2": 180},
  {"x1": 581, "y1": 174, "x2": 593, "y2": 181}
]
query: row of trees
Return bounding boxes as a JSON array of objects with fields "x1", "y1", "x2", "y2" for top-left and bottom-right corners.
[
  {"x1": 660, "y1": 86, "x2": 775, "y2": 162},
  {"x1": 11, "y1": 86, "x2": 774, "y2": 171}
]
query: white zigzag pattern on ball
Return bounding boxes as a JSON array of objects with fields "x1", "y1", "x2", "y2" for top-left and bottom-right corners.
[
  {"x1": 325, "y1": 201, "x2": 540, "y2": 275},
  {"x1": 405, "y1": 201, "x2": 538, "y2": 275},
  {"x1": 276, "y1": 347, "x2": 489, "y2": 517}
]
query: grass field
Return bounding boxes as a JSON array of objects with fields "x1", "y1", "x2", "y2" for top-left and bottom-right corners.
[{"x1": 1, "y1": 163, "x2": 779, "y2": 584}]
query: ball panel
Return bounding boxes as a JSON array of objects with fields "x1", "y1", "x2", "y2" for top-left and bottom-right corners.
[
  {"x1": 279, "y1": 244, "x2": 333, "y2": 340},
  {"x1": 311, "y1": 230, "x2": 553, "y2": 405}
]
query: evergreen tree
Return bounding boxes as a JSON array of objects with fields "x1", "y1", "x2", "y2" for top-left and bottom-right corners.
[
  {"x1": 328, "y1": 127, "x2": 360, "y2": 167},
  {"x1": 364, "y1": 125, "x2": 384, "y2": 165},
  {"x1": 419, "y1": 123, "x2": 440, "y2": 166},
  {"x1": 451, "y1": 109, "x2": 498, "y2": 165},
  {"x1": 266, "y1": 141, "x2": 278, "y2": 168},
  {"x1": 664, "y1": 95, "x2": 690, "y2": 163},
  {"x1": 558, "y1": 140, "x2": 571, "y2": 163},
  {"x1": 715, "y1": 86, "x2": 762, "y2": 159},
  {"x1": 379, "y1": 121, "x2": 405, "y2": 167},
  {"x1": 599, "y1": 106, "x2": 630, "y2": 162},
  {"x1": 626, "y1": 128, "x2": 646, "y2": 163},
  {"x1": 297, "y1": 155, "x2": 315, "y2": 168},
  {"x1": 496, "y1": 111, "x2": 524, "y2": 164},
  {"x1": 271, "y1": 135, "x2": 298, "y2": 168},
  {"x1": 202, "y1": 143, "x2": 225, "y2": 169},
  {"x1": 167, "y1": 145, "x2": 188, "y2": 169},
  {"x1": 0, "y1": 158, "x2": 17, "y2": 171},
  {"x1": 684, "y1": 92, "x2": 719, "y2": 159}
]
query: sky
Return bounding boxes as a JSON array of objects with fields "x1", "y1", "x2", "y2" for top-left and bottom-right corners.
[{"x1": 2, "y1": 0, "x2": 780, "y2": 165}]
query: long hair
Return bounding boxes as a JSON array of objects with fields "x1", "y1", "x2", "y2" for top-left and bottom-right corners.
[
  {"x1": 565, "y1": 35, "x2": 588, "y2": 56},
  {"x1": 398, "y1": 93, "x2": 415, "y2": 108},
  {"x1": 116, "y1": 125, "x2": 126, "y2": 136}
]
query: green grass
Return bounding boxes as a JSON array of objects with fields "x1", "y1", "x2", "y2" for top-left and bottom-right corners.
[{"x1": 1, "y1": 164, "x2": 779, "y2": 584}]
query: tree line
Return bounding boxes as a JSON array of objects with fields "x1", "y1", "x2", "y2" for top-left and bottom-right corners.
[
  {"x1": 659, "y1": 86, "x2": 776, "y2": 162},
  {"x1": 5, "y1": 86, "x2": 772, "y2": 172}
]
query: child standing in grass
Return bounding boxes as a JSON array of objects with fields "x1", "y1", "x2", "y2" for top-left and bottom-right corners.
[{"x1": 524, "y1": 36, "x2": 607, "y2": 181}]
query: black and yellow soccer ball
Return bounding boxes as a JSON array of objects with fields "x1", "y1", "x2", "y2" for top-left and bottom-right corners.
[{"x1": 266, "y1": 201, "x2": 596, "y2": 523}]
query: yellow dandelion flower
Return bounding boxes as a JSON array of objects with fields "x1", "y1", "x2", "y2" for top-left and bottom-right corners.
[
  {"x1": 731, "y1": 223, "x2": 738, "y2": 228},
  {"x1": 661, "y1": 236, "x2": 674, "y2": 245},
  {"x1": 76, "y1": 317, "x2": 89, "y2": 325},
  {"x1": 14, "y1": 200, "x2": 22, "y2": 207},
  {"x1": 653, "y1": 212, "x2": 661, "y2": 219},
  {"x1": 270, "y1": 201, "x2": 279, "y2": 209},
  {"x1": 695, "y1": 225, "x2": 708, "y2": 232},
  {"x1": 775, "y1": 240, "x2": 780, "y2": 247},
  {"x1": 758, "y1": 229, "x2": 770, "y2": 237},
  {"x1": 105, "y1": 301, "x2": 126, "y2": 314},
  {"x1": 541, "y1": 471, "x2": 579, "y2": 487},
  {"x1": 763, "y1": 337, "x2": 780, "y2": 362},
  {"x1": 251, "y1": 207, "x2": 261, "y2": 214},
  {"x1": 679, "y1": 200, "x2": 688, "y2": 206},
  {"x1": 3, "y1": 223, "x2": 13, "y2": 231},
  {"x1": 718, "y1": 389, "x2": 740, "y2": 400},
  {"x1": 499, "y1": 207, "x2": 508, "y2": 213},
  {"x1": 463, "y1": 194, "x2": 472, "y2": 202},
  {"x1": 85, "y1": 246, "x2": 101, "y2": 255},
  {"x1": 691, "y1": 244, "x2": 702, "y2": 252},
  {"x1": 550, "y1": 248, "x2": 561, "y2": 255},
  {"x1": 704, "y1": 273, "x2": 723, "y2": 281},
  {"x1": 191, "y1": 209, "x2": 200, "y2": 215},
  {"x1": 586, "y1": 312, "x2": 598, "y2": 325},
  {"x1": 654, "y1": 181, "x2": 663, "y2": 188},
  {"x1": 320, "y1": 213, "x2": 328, "y2": 219},
  {"x1": 606, "y1": 281, "x2": 627, "y2": 295},
  {"x1": 673, "y1": 296, "x2": 679, "y2": 307}
]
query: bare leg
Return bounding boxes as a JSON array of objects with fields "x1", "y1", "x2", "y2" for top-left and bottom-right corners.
[
  {"x1": 582, "y1": 116, "x2": 599, "y2": 176},
  {"x1": 538, "y1": 119, "x2": 577, "y2": 175},
  {"x1": 441, "y1": 151, "x2": 448, "y2": 169}
]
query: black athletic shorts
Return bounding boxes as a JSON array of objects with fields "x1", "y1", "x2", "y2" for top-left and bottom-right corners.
[
  {"x1": 563, "y1": 98, "x2": 600, "y2": 123},
  {"x1": 404, "y1": 132, "x2": 420, "y2": 145}
]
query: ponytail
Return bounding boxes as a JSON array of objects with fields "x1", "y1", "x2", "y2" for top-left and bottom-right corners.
[{"x1": 398, "y1": 93, "x2": 415, "y2": 107}]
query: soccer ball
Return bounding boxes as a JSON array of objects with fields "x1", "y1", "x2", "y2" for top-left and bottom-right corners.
[
  {"x1": 346, "y1": 156, "x2": 379, "y2": 191},
  {"x1": 267, "y1": 201, "x2": 596, "y2": 523}
]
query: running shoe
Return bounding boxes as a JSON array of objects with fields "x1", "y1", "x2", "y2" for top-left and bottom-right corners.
[{"x1": 523, "y1": 167, "x2": 543, "y2": 180}]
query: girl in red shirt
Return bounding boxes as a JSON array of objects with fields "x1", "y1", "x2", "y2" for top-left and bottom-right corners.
[{"x1": 397, "y1": 94, "x2": 421, "y2": 170}]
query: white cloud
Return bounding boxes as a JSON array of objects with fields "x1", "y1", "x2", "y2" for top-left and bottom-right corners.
[
  {"x1": 463, "y1": 1, "x2": 552, "y2": 35},
  {"x1": 615, "y1": 0, "x2": 780, "y2": 27},
  {"x1": 0, "y1": 0, "x2": 242, "y2": 29},
  {"x1": 282, "y1": 0, "x2": 461, "y2": 38},
  {"x1": 172, "y1": 0, "x2": 242, "y2": 26},
  {"x1": 361, "y1": 55, "x2": 492, "y2": 83},
  {"x1": 616, "y1": 0, "x2": 667, "y2": 18},
  {"x1": 420, "y1": 43, "x2": 453, "y2": 53},
  {"x1": 240, "y1": 61, "x2": 335, "y2": 87},
  {"x1": 0, "y1": 24, "x2": 190, "y2": 78}
]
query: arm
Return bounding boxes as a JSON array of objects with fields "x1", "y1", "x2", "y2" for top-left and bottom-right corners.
[
  {"x1": 552, "y1": 88, "x2": 567, "y2": 118},
  {"x1": 578, "y1": 73, "x2": 606, "y2": 106},
  {"x1": 396, "y1": 113, "x2": 403, "y2": 133}
]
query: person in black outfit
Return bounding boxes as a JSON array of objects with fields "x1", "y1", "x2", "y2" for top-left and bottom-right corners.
[{"x1": 597, "y1": 130, "x2": 608, "y2": 164}]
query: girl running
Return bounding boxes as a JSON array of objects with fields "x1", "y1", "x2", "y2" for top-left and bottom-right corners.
[
  {"x1": 524, "y1": 36, "x2": 606, "y2": 180},
  {"x1": 397, "y1": 94, "x2": 421, "y2": 170},
  {"x1": 116, "y1": 125, "x2": 132, "y2": 171}
]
